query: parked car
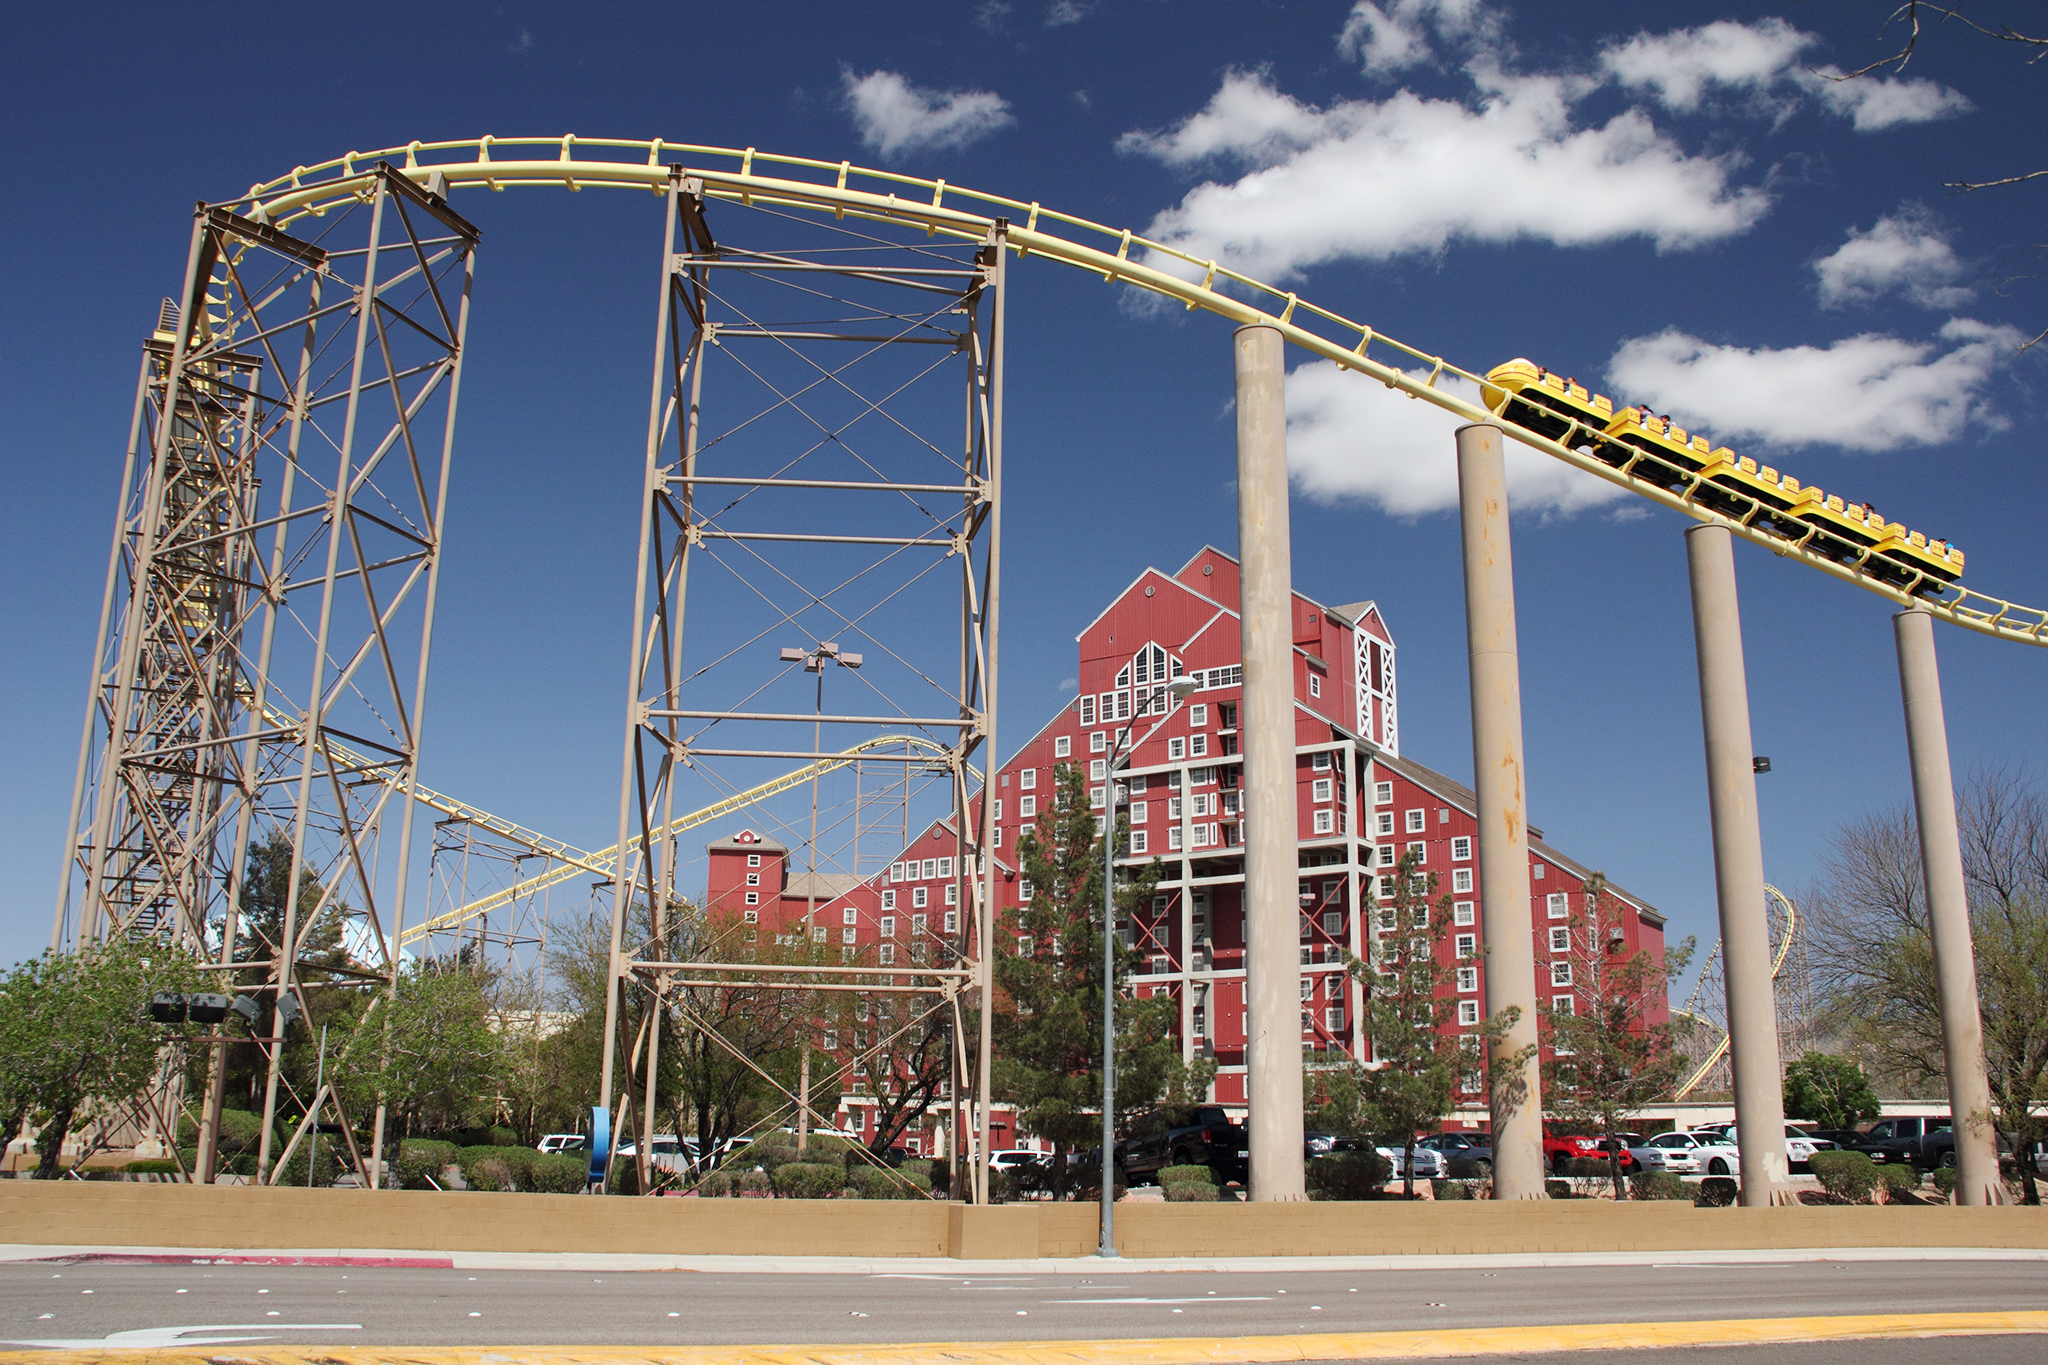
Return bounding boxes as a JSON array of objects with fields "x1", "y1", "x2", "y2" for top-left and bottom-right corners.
[
  {"x1": 1808, "y1": 1128, "x2": 1868, "y2": 1151},
  {"x1": 1415, "y1": 1131, "x2": 1494, "y2": 1179},
  {"x1": 1592, "y1": 1135, "x2": 1643, "y2": 1174},
  {"x1": 615, "y1": 1134, "x2": 693, "y2": 1175},
  {"x1": 989, "y1": 1149, "x2": 1046, "y2": 1174},
  {"x1": 536, "y1": 1133, "x2": 586, "y2": 1154},
  {"x1": 1849, "y1": 1116, "x2": 1951, "y2": 1167},
  {"x1": 1700, "y1": 1123, "x2": 1819, "y2": 1172},
  {"x1": 1542, "y1": 1130, "x2": 1606, "y2": 1174},
  {"x1": 1683, "y1": 1130, "x2": 1742, "y2": 1176},
  {"x1": 1118, "y1": 1106, "x2": 1250, "y2": 1183},
  {"x1": 1379, "y1": 1144, "x2": 1446, "y2": 1180},
  {"x1": 1631, "y1": 1131, "x2": 1707, "y2": 1175}
]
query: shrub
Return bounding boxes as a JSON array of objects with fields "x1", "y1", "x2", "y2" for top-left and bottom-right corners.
[
  {"x1": 467, "y1": 1156, "x2": 516, "y2": 1192},
  {"x1": 528, "y1": 1152, "x2": 588, "y2": 1194},
  {"x1": 1306, "y1": 1151, "x2": 1392, "y2": 1201},
  {"x1": 1166, "y1": 1179, "x2": 1221, "y2": 1201},
  {"x1": 396, "y1": 1139, "x2": 457, "y2": 1190},
  {"x1": 1628, "y1": 1171, "x2": 1691, "y2": 1201},
  {"x1": 1695, "y1": 1176, "x2": 1738, "y2": 1207},
  {"x1": 125, "y1": 1159, "x2": 180, "y2": 1175},
  {"x1": 1433, "y1": 1179, "x2": 1475, "y2": 1201},
  {"x1": 1545, "y1": 1178, "x2": 1573, "y2": 1199},
  {"x1": 737, "y1": 1169, "x2": 773, "y2": 1197},
  {"x1": 847, "y1": 1163, "x2": 932, "y2": 1200},
  {"x1": 1878, "y1": 1163, "x2": 1921, "y2": 1201},
  {"x1": 1932, "y1": 1167, "x2": 1958, "y2": 1199},
  {"x1": 927, "y1": 1160, "x2": 951, "y2": 1198},
  {"x1": 695, "y1": 1170, "x2": 736, "y2": 1197},
  {"x1": 275, "y1": 1142, "x2": 347, "y2": 1188},
  {"x1": 1810, "y1": 1150, "x2": 1880, "y2": 1203},
  {"x1": 1159, "y1": 1164, "x2": 1216, "y2": 1189},
  {"x1": 773, "y1": 1162, "x2": 846, "y2": 1200}
]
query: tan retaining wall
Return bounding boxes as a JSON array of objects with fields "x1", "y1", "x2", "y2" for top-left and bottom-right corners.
[{"x1": 2, "y1": 1185, "x2": 2043, "y2": 1260}]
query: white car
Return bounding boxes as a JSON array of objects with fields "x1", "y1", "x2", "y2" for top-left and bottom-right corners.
[
  {"x1": 1631, "y1": 1132, "x2": 1706, "y2": 1174},
  {"x1": 989, "y1": 1149, "x2": 1047, "y2": 1174},
  {"x1": 615, "y1": 1135, "x2": 694, "y2": 1174},
  {"x1": 1378, "y1": 1144, "x2": 1447, "y2": 1180},
  {"x1": 536, "y1": 1133, "x2": 585, "y2": 1154},
  {"x1": 1674, "y1": 1130, "x2": 1742, "y2": 1176},
  {"x1": 1711, "y1": 1124, "x2": 1815, "y2": 1170}
]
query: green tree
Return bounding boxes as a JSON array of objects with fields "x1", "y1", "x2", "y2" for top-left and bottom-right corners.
[
  {"x1": 1309, "y1": 850, "x2": 1464, "y2": 1198},
  {"x1": 1540, "y1": 873, "x2": 1695, "y2": 1200},
  {"x1": 1783, "y1": 1051, "x2": 1883, "y2": 1130},
  {"x1": 0, "y1": 942, "x2": 201, "y2": 1178},
  {"x1": 992, "y1": 763, "x2": 1186, "y2": 1199},
  {"x1": 332, "y1": 961, "x2": 501, "y2": 1141},
  {"x1": 1808, "y1": 767, "x2": 2048, "y2": 1203}
]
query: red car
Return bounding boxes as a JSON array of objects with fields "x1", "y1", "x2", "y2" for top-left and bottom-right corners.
[{"x1": 1542, "y1": 1130, "x2": 1604, "y2": 1174}]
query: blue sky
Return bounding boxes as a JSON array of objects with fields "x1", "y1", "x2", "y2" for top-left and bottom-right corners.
[{"x1": 4, "y1": 1, "x2": 2044, "y2": 992}]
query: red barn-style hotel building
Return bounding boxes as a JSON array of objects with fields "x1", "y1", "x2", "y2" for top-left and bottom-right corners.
[{"x1": 705, "y1": 547, "x2": 1669, "y2": 1152}]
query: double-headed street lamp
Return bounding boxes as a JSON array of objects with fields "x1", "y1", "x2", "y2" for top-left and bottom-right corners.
[
  {"x1": 779, "y1": 641, "x2": 862, "y2": 1152},
  {"x1": 1099, "y1": 675, "x2": 1199, "y2": 1258}
]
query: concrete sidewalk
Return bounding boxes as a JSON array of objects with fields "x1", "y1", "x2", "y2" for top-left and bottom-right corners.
[{"x1": 4, "y1": 1241, "x2": 2046, "y2": 1274}]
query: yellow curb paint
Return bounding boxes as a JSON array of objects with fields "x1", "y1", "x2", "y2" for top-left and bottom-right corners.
[{"x1": 4, "y1": 1311, "x2": 2046, "y2": 1365}]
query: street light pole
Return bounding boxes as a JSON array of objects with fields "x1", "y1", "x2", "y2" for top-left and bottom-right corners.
[{"x1": 1098, "y1": 677, "x2": 1197, "y2": 1259}]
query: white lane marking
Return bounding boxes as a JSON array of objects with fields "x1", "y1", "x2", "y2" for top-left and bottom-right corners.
[
  {"x1": 1, "y1": 1324, "x2": 360, "y2": 1350},
  {"x1": 1045, "y1": 1297, "x2": 1273, "y2": 1304}
]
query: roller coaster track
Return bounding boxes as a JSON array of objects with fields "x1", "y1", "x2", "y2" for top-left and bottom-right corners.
[
  {"x1": 1672, "y1": 884, "x2": 1799, "y2": 1100},
  {"x1": 395, "y1": 734, "x2": 961, "y2": 948},
  {"x1": 219, "y1": 136, "x2": 2048, "y2": 648}
]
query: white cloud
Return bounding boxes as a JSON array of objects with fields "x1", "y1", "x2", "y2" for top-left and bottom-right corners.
[
  {"x1": 1287, "y1": 362, "x2": 1629, "y2": 517},
  {"x1": 1607, "y1": 318, "x2": 2021, "y2": 452},
  {"x1": 842, "y1": 70, "x2": 1014, "y2": 159},
  {"x1": 1816, "y1": 206, "x2": 1974, "y2": 309},
  {"x1": 1123, "y1": 70, "x2": 1768, "y2": 280},
  {"x1": 1046, "y1": 0, "x2": 1092, "y2": 25},
  {"x1": 1598, "y1": 18, "x2": 1810, "y2": 115},
  {"x1": 1337, "y1": 0, "x2": 1502, "y2": 76},
  {"x1": 1799, "y1": 66, "x2": 1972, "y2": 131}
]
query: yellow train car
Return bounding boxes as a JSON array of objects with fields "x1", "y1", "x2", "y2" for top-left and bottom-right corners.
[{"x1": 1481, "y1": 360, "x2": 1613, "y2": 451}]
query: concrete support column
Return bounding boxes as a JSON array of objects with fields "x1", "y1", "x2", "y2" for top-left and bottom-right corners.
[
  {"x1": 1455, "y1": 423, "x2": 1544, "y2": 1201},
  {"x1": 1893, "y1": 607, "x2": 2006, "y2": 1205},
  {"x1": 1684, "y1": 524, "x2": 1791, "y2": 1207},
  {"x1": 1234, "y1": 323, "x2": 1305, "y2": 1202}
]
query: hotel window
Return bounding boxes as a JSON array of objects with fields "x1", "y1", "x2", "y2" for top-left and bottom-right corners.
[
  {"x1": 1168, "y1": 826, "x2": 1184, "y2": 851},
  {"x1": 1020, "y1": 796, "x2": 1036, "y2": 818},
  {"x1": 1452, "y1": 869, "x2": 1473, "y2": 893},
  {"x1": 1374, "y1": 781, "x2": 1393, "y2": 805},
  {"x1": 1376, "y1": 812, "x2": 1395, "y2": 837},
  {"x1": 1377, "y1": 905, "x2": 1398, "y2": 931},
  {"x1": 878, "y1": 944, "x2": 895, "y2": 965},
  {"x1": 1312, "y1": 778, "x2": 1333, "y2": 803},
  {"x1": 1192, "y1": 825, "x2": 1211, "y2": 849},
  {"x1": 945, "y1": 883, "x2": 957, "y2": 905},
  {"x1": 912, "y1": 887, "x2": 928, "y2": 908},
  {"x1": 1551, "y1": 961, "x2": 1574, "y2": 987},
  {"x1": 1054, "y1": 735, "x2": 1071, "y2": 758},
  {"x1": 842, "y1": 927, "x2": 857, "y2": 944},
  {"x1": 813, "y1": 926, "x2": 827, "y2": 943},
  {"x1": 1091, "y1": 786, "x2": 1105, "y2": 809},
  {"x1": 1313, "y1": 750, "x2": 1332, "y2": 771},
  {"x1": 1455, "y1": 933, "x2": 1476, "y2": 958},
  {"x1": 1017, "y1": 936, "x2": 1033, "y2": 957},
  {"x1": 1090, "y1": 758, "x2": 1106, "y2": 780},
  {"x1": 1549, "y1": 926, "x2": 1571, "y2": 953},
  {"x1": 1313, "y1": 810, "x2": 1334, "y2": 834},
  {"x1": 823, "y1": 1030, "x2": 839, "y2": 1051},
  {"x1": 1322, "y1": 910, "x2": 1342, "y2": 934},
  {"x1": 1451, "y1": 836, "x2": 1471, "y2": 861},
  {"x1": 1547, "y1": 892, "x2": 1569, "y2": 919},
  {"x1": 1405, "y1": 809, "x2": 1426, "y2": 833},
  {"x1": 890, "y1": 862, "x2": 905, "y2": 882},
  {"x1": 939, "y1": 857, "x2": 954, "y2": 878},
  {"x1": 1020, "y1": 769, "x2": 1037, "y2": 790},
  {"x1": 1553, "y1": 994, "x2": 1576, "y2": 1014},
  {"x1": 1128, "y1": 774, "x2": 1146, "y2": 793},
  {"x1": 1377, "y1": 844, "x2": 1395, "y2": 866},
  {"x1": 1406, "y1": 840, "x2": 1425, "y2": 861},
  {"x1": 993, "y1": 800, "x2": 1002, "y2": 821},
  {"x1": 1019, "y1": 879, "x2": 1034, "y2": 901},
  {"x1": 1080, "y1": 695, "x2": 1095, "y2": 726},
  {"x1": 1453, "y1": 900, "x2": 1475, "y2": 926},
  {"x1": 746, "y1": 872, "x2": 760, "y2": 886},
  {"x1": 944, "y1": 910, "x2": 960, "y2": 934},
  {"x1": 879, "y1": 916, "x2": 896, "y2": 938},
  {"x1": 1190, "y1": 734, "x2": 1207, "y2": 757},
  {"x1": 918, "y1": 858, "x2": 933, "y2": 878},
  {"x1": 1130, "y1": 830, "x2": 1148, "y2": 854},
  {"x1": 1325, "y1": 1006, "x2": 1346, "y2": 1031},
  {"x1": 1091, "y1": 731, "x2": 1107, "y2": 753},
  {"x1": 1458, "y1": 999, "x2": 1481, "y2": 1026},
  {"x1": 744, "y1": 892, "x2": 759, "y2": 906},
  {"x1": 1456, "y1": 966, "x2": 1478, "y2": 993},
  {"x1": 1130, "y1": 801, "x2": 1148, "y2": 824},
  {"x1": 993, "y1": 826, "x2": 1003, "y2": 847},
  {"x1": 1532, "y1": 861, "x2": 1546, "y2": 879},
  {"x1": 911, "y1": 914, "x2": 926, "y2": 936},
  {"x1": 1168, "y1": 737, "x2": 1186, "y2": 761},
  {"x1": 1308, "y1": 673, "x2": 1321, "y2": 698},
  {"x1": 842, "y1": 906, "x2": 858, "y2": 926},
  {"x1": 1192, "y1": 794, "x2": 1210, "y2": 817},
  {"x1": 1190, "y1": 704, "x2": 1207, "y2": 726},
  {"x1": 1190, "y1": 766, "x2": 1210, "y2": 785},
  {"x1": 1168, "y1": 770, "x2": 1181, "y2": 789},
  {"x1": 747, "y1": 853, "x2": 761, "y2": 867},
  {"x1": 1168, "y1": 796, "x2": 1183, "y2": 820},
  {"x1": 881, "y1": 890, "x2": 896, "y2": 910}
]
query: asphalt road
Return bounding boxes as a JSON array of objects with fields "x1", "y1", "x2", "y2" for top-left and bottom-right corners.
[{"x1": 1, "y1": 1258, "x2": 2044, "y2": 1350}]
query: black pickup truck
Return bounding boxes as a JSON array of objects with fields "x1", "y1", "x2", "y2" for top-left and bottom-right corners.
[
  {"x1": 1117, "y1": 1106, "x2": 1250, "y2": 1184},
  {"x1": 1850, "y1": 1116, "x2": 1953, "y2": 1168}
]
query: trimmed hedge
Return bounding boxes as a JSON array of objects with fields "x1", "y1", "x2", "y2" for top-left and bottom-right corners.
[
  {"x1": 694, "y1": 1170, "x2": 736, "y2": 1197},
  {"x1": 1810, "y1": 1150, "x2": 1880, "y2": 1203},
  {"x1": 1628, "y1": 1171, "x2": 1691, "y2": 1201},
  {"x1": 1432, "y1": 1179, "x2": 1475, "y2": 1200},
  {"x1": 1695, "y1": 1176, "x2": 1738, "y2": 1207},
  {"x1": 1159, "y1": 1163, "x2": 1216, "y2": 1188},
  {"x1": 1932, "y1": 1167, "x2": 1958, "y2": 1198},
  {"x1": 847, "y1": 1163, "x2": 932, "y2": 1200},
  {"x1": 773, "y1": 1162, "x2": 847, "y2": 1199},
  {"x1": 396, "y1": 1139, "x2": 457, "y2": 1190},
  {"x1": 457, "y1": 1145, "x2": 517, "y2": 1191},
  {"x1": 1306, "y1": 1150, "x2": 1392, "y2": 1201},
  {"x1": 1166, "y1": 1179, "x2": 1221, "y2": 1201},
  {"x1": 1878, "y1": 1163, "x2": 1921, "y2": 1200},
  {"x1": 529, "y1": 1151, "x2": 588, "y2": 1193}
]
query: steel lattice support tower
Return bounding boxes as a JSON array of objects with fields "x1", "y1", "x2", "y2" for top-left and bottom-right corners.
[
  {"x1": 55, "y1": 165, "x2": 477, "y2": 1184},
  {"x1": 597, "y1": 172, "x2": 1005, "y2": 1200}
]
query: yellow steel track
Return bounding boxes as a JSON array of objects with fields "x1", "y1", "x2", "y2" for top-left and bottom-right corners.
[{"x1": 222, "y1": 135, "x2": 2048, "y2": 647}]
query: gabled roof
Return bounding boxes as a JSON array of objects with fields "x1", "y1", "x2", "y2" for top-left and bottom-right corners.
[
  {"x1": 782, "y1": 871, "x2": 867, "y2": 902},
  {"x1": 1329, "y1": 600, "x2": 1394, "y2": 646},
  {"x1": 706, "y1": 830, "x2": 789, "y2": 854},
  {"x1": 1072, "y1": 564, "x2": 1231, "y2": 643}
]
